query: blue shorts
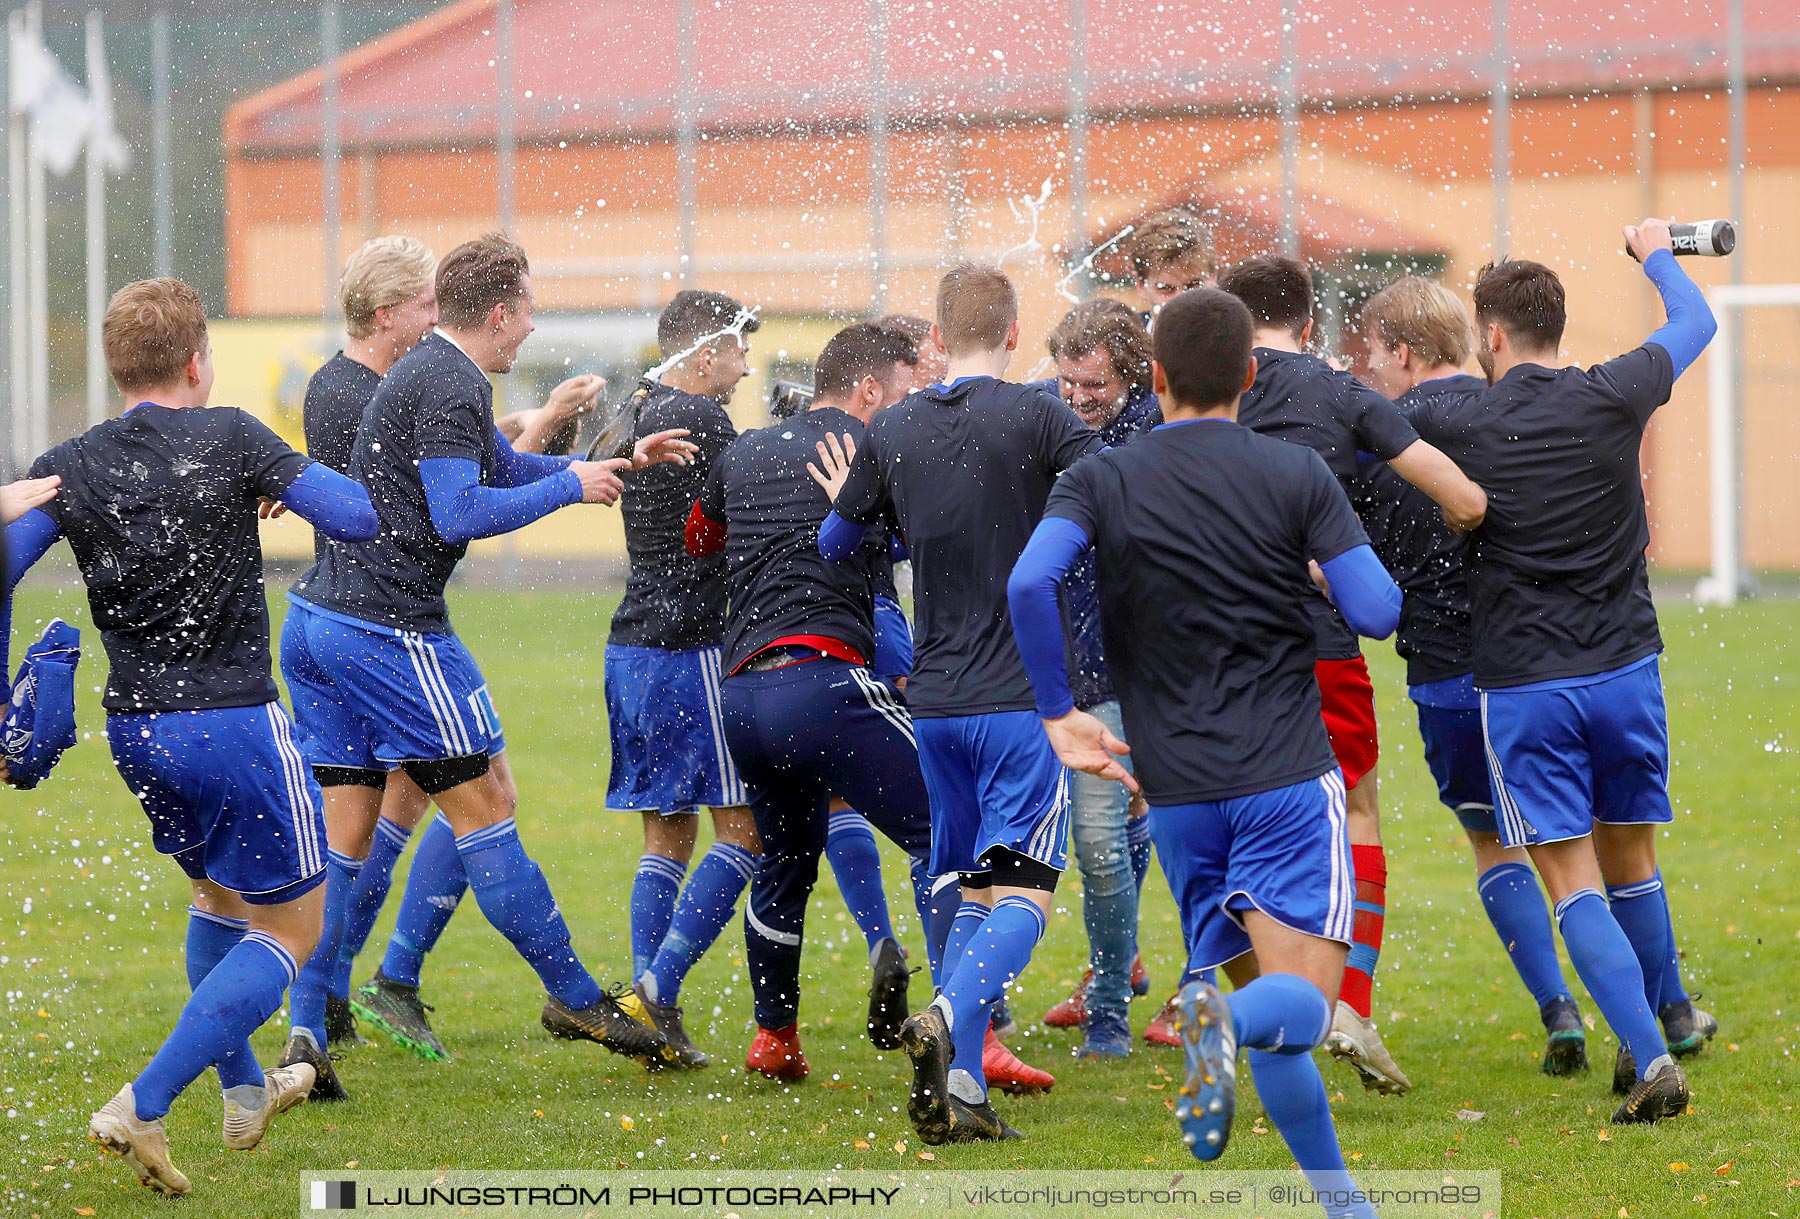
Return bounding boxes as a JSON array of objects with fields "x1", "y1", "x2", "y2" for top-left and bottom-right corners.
[
  {"x1": 282, "y1": 600, "x2": 503, "y2": 769},
  {"x1": 873, "y1": 594, "x2": 914, "y2": 682},
  {"x1": 605, "y1": 643, "x2": 747, "y2": 813},
  {"x1": 914, "y1": 710, "x2": 1069, "y2": 876},
  {"x1": 1415, "y1": 703, "x2": 1496, "y2": 833},
  {"x1": 109, "y1": 702, "x2": 328, "y2": 904},
  {"x1": 1148, "y1": 771, "x2": 1354, "y2": 972},
  {"x1": 1480, "y1": 657, "x2": 1673, "y2": 848}
]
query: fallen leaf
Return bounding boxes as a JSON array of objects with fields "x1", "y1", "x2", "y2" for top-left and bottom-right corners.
[
  {"x1": 533, "y1": 1109, "x2": 544, "y2": 1118},
  {"x1": 619, "y1": 1116, "x2": 635, "y2": 1131},
  {"x1": 720, "y1": 1134, "x2": 729, "y2": 1146},
  {"x1": 1616, "y1": 1209, "x2": 1627, "y2": 1218},
  {"x1": 345, "y1": 1161, "x2": 358, "y2": 1169},
  {"x1": 1714, "y1": 1162, "x2": 1734, "y2": 1176},
  {"x1": 894, "y1": 1140, "x2": 907, "y2": 1155},
  {"x1": 1670, "y1": 1162, "x2": 1690, "y2": 1173},
  {"x1": 1350, "y1": 1151, "x2": 1364, "y2": 1162},
  {"x1": 917, "y1": 1151, "x2": 936, "y2": 1162},
  {"x1": 853, "y1": 1140, "x2": 871, "y2": 1152},
  {"x1": 1456, "y1": 1109, "x2": 1486, "y2": 1122},
  {"x1": 1597, "y1": 1129, "x2": 1611, "y2": 1142},
  {"x1": 74, "y1": 1210, "x2": 94, "y2": 1217},
  {"x1": 1726, "y1": 1043, "x2": 1739, "y2": 1052}
]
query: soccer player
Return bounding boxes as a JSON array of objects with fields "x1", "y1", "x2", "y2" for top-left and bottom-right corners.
[
  {"x1": 606, "y1": 290, "x2": 763, "y2": 1067},
  {"x1": 1219, "y1": 254, "x2": 1488, "y2": 1096},
  {"x1": 687, "y1": 321, "x2": 946, "y2": 1078},
  {"x1": 1029, "y1": 299, "x2": 1160, "y2": 1056},
  {"x1": 1128, "y1": 208, "x2": 1216, "y2": 315},
  {"x1": 1351, "y1": 276, "x2": 1588, "y2": 1075},
  {"x1": 3, "y1": 278, "x2": 379, "y2": 1194},
  {"x1": 879, "y1": 313, "x2": 946, "y2": 390},
  {"x1": 280, "y1": 234, "x2": 685, "y2": 1094},
  {"x1": 1009, "y1": 286, "x2": 1395, "y2": 1211},
  {"x1": 817, "y1": 264, "x2": 1086, "y2": 1142},
  {"x1": 1410, "y1": 219, "x2": 1718, "y2": 1123}
]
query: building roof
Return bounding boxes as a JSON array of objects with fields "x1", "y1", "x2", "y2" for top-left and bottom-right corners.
[{"x1": 226, "y1": 0, "x2": 1800, "y2": 154}]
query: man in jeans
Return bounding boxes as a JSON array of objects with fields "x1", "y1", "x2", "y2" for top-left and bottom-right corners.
[{"x1": 1032, "y1": 299, "x2": 1160, "y2": 1056}]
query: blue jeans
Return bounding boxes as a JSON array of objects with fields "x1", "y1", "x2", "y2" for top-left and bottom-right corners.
[{"x1": 1068, "y1": 700, "x2": 1138, "y2": 1022}]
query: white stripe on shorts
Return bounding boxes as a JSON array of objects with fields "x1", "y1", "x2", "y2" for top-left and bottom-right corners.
[
  {"x1": 1478, "y1": 692, "x2": 1530, "y2": 845},
  {"x1": 266, "y1": 703, "x2": 323, "y2": 876},
  {"x1": 698, "y1": 647, "x2": 747, "y2": 806},
  {"x1": 850, "y1": 666, "x2": 916, "y2": 748},
  {"x1": 402, "y1": 633, "x2": 471, "y2": 756},
  {"x1": 1319, "y1": 768, "x2": 1352, "y2": 943},
  {"x1": 417, "y1": 635, "x2": 474, "y2": 755}
]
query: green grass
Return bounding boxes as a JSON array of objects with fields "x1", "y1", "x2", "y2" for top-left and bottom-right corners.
[{"x1": 1, "y1": 585, "x2": 1796, "y2": 1218}]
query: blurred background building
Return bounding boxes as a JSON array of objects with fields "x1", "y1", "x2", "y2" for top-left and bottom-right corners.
[{"x1": 10, "y1": 0, "x2": 1800, "y2": 576}]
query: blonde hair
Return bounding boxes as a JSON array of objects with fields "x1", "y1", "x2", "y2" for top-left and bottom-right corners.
[
  {"x1": 1361, "y1": 276, "x2": 1471, "y2": 370},
  {"x1": 340, "y1": 236, "x2": 436, "y2": 339},
  {"x1": 103, "y1": 278, "x2": 208, "y2": 393},
  {"x1": 934, "y1": 263, "x2": 1017, "y2": 357}
]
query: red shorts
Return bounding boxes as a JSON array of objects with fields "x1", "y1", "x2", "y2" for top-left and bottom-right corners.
[{"x1": 1315, "y1": 655, "x2": 1379, "y2": 790}]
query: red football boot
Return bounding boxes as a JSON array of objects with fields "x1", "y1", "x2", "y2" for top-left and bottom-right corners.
[
  {"x1": 1043, "y1": 970, "x2": 1092, "y2": 1028},
  {"x1": 745, "y1": 1024, "x2": 810, "y2": 1081},
  {"x1": 1143, "y1": 993, "x2": 1182, "y2": 1047},
  {"x1": 983, "y1": 1028, "x2": 1055, "y2": 1094}
]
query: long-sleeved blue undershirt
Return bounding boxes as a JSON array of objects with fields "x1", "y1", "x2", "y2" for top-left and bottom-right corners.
[
  {"x1": 490, "y1": 427, "x2": 575, "y2": 487},
  {"x1": 1008, "y1": 517, "x2": 1402, "y2": 720},
  {"x1": 282, "y1": 463, "x2": 379, "y2": 541},
  {"x1": 819, "y1": 510, "x2": 879, "y2": 562},
  {"x1": 1641, "y1": 248, "x2": 1717, "y2": 380},
  {"x1": 420, "y1": 457, "x2": 581, "y2": 547},
  {"x1": 0, "y1": 509, "x2": 62, "y2": 701}
]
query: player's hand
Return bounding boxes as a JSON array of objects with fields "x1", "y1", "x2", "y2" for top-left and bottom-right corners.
[
  {"x1": 1624, "y1": 217, "x2": 1674, "y2": 263},
  {"x1": 0, "y1": 475, "x2": 59, "y2": 523},
  {"x1": 631, "y1": 428, "x2": 698, "y2": 469},
  {"x1": 806, "y1": 432, "x2": 856, "y2": 501},
  {"x1": 1042, "y1": 708, "x2": 1139, "y2": 794},
  {"x1": 543, "y1": 374, "x2": 607, "y2": 423},
  {"x1": 569, "y1": 460, "x2": 628, "y2": 505},
  {"x1": 258, "y1": 497, "x2": 288, "y2": 520},
  {"x1": 1308, "y1": 559, "x2": 1331, "y2": 597}
]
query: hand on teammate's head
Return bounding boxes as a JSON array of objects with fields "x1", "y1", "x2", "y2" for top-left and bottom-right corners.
[{"x1": 1624, "y1": 217, "x2": 1674, "y2": 263}]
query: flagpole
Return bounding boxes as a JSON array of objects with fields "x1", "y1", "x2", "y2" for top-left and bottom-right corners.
[
  {"x1": 7, "y1": 9, "x2": 29, "y2": 463},
  {"x1": 84, "y1": 11, "x2": 106, "y2": 427},
  {"x1": 25, "y1": 0, "x2": 47, "y2": 454}
]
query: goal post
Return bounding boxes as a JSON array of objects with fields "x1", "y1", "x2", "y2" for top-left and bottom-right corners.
[{"x1": 1695, "y1": 283, "x2": 1800, "y2": 607}]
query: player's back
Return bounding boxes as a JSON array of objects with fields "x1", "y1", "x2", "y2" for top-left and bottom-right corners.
[
  {"x1": 611, "y1": 383, "x2": 737, "y2": 650},
  {"x1": 27, "y1": 404, "x2": 308, "y2": 713},
  {"x1": 1410, "y1": 347, "x2": 1672, "y2": 686},
  {"x1": 845, "y1": 376, "x2": 1099, "y2": 717},
  {"x1": 1238, "y1": 349, "x2": 1418, "y2": 482},
  {"x1": 709, "y1": 407, "x2": 877, "y2": 674},
  {"x1": 301, "y1": 353, "x2": 381, "y2": 561},
  {"x1": 292, "y1": 332, "x2": 494, "y2": 634},
  {"x1": 1053, "y1": 419, "x2": 1360, "y2": 803}
]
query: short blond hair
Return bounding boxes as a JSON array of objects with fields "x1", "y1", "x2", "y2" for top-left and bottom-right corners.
[
  {"x1": 340, "y1": 236, "x2": 436, "y2": 339},
  {"x1": 103, "y1": 278, "x2": 208, "y2": 393},
  {"x1": 935, "y1": 263, "x2": 1016, "y2": 357},
  {"x1": 1128, "y1": 208, "x2": 1215, "y2": 280},
  {"x1": 1361, "y1": 276, "x2": 1471, "y2": 370}
]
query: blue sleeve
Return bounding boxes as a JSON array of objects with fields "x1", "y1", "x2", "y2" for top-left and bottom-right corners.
[
  {"x1": 1319, "y1": 544, "x2": 1402, "y2": 640},
  {"x1": 2, "y1": 509, "x2": 62, "y2": 703},
  {"x1": 281, "y1": 463, "x2": 378, "y2": 542},
  {"x1": 888, "y1": 532, "x2": 909, "y2": 562},
  {"x1": 420, "y1": 457, "x2": 582, "y2": 547},
  {"x1": 491, "y1": 427, "x2": 575, "y2": 487},
  {"x1": 818, "y1": 510, "x2": 866, "y2": 562},
  {"x1": 1641, "y1": 248, "x2": 1717, "y2": 381},
  {"x1": 1007, "y1": 516, "x2": 1092, "y2": 719}
]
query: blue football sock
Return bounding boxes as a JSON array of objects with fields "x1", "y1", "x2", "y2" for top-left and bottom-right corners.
[
  {"x1": 1660, "y1": 914, "x2": 1691, "y2": 1008},
  {"x1": 1555, "y1": 888, "x2": 1667, "y2": 1078},
  {"x1": 1479, "y1": 862, "x2": 1572, "y2": 1008},
  {"x1": 914, "y1": 864, "x2": 958, "y2": 989},
  {"x1": 1226, "y1": 973, "x2": 1332, "y2": 1055},
  {"x1": 334, "y1": 816, "x2": 411, "y2": 997},
  {"x1": 1126, "y1": 813, "x2": 1153, "y2": 895},
  {"x1": 456, "y1": 818, "x2": 601, "y2": 1010},
  {"x1": 184, "y1": 907, "x2": 262, "y2": 1090},
  {"x1": 941, "y1": 896, "x2": 1045, "y2": 1101},
  {"x1": 1606, "y1": 871, "x2": 1677, "y2": 1013},
  {"x1": 381, "y1": 814, "x2": 467, "y2": 988},
  {"x1": 825, "y1": 811, "x2": 894, "y2": 952},
  {"x1": 134, "y1": 932, "x2": 294, "y2": 1121},
  {"x1": 1248, "y1": 1050, "x2": 1376, "y2": 1219},
  {"x1": 641, "y1": 841, "x2": 757, "y2": 1004},
  {"x1": 940, "y1": 900, "x2": 991, "y2": 992},
  {"x1": 290, "y1": 850, "x2": 361, "y2": 1047},
  {"x1": 630, "y1": 853, "x2": 688, "y2": 980}
]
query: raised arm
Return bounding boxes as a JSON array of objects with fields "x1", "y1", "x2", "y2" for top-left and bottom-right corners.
[
  {"x1": 1628, "y1": 225, "x2": 1717, "y2": 380},
  {"x1": 491, "y1": 427, "x2": 576, "y2": 487}
]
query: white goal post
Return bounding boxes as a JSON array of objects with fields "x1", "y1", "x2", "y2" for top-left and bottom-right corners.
[{"x1": 1696, "y1": 283, "x2": 1800, "y2": 607}]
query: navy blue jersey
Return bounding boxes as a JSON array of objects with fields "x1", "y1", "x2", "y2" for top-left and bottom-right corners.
[
  {"x1": 301, "y1": 352, "x2": 381, "y2": 561},
  {"x1": 1349, "y1": 374, "x2": 1486, "y2": 686},
  {"x1": 293, "y1": 333, "x2": 496, "y2": 634},
  {"x1": 1238, "y1": 348, "x2": 1421, "y2": 660},
  {"x1": 1410, "y1": 346, "x2": 1674, "y2": 688},
  {"x1": 1044, "y1": 419, "x2": 1369, "y2": 803},
  {"x1": 26, "y1": 404, "x2": 310, "y2": 713},
  {"x1": 833, "y1": 376, "x2": 1101, "y2": 717},
  {"x1": 700, "y1": 406, "x2": 879, "y2": 674},
  {"x1": 610, "y1": 383, "x2": 738, "y2": 650}
]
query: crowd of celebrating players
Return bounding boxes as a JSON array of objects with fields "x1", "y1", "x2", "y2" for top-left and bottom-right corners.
[{"x1": 0, "y1": 203, "x2": 1721, "y2": 1215}]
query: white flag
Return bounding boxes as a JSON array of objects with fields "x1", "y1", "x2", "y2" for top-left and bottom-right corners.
[{"x1": 8, "y1": 21, "x2": 127, "y2": 177}]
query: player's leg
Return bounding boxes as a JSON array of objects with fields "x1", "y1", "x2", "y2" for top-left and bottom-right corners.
[
  {"x1": 1315, "y1": 655, "x2": 1407, "y2": 1094},
  {"x1": 1418, "y1": 698, "x2": 1585, "y2": 1072},
  {"x1": 329, "y1": 770, "x2": 432, "y2": 1045},
  {"x1": 1484, "y1": 683, "x2": 1687, "y2": 1123},
  {"x1": 824, "y1": 803, "x2": 897, "y2": 953},
  {"x1": 638, "y1": 804, "x2": 759, "y2": 1006}
]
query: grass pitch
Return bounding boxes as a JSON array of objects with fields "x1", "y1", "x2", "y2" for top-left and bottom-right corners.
[{"x1": 0, "y1": 584, "x2": 1795, "y2": 1218}]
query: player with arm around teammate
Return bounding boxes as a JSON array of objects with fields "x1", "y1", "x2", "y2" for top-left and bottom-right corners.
[
  {"x1": 3, "y1": 278, "x2": 379, "y2": 1194},
  {"x1": 1009, "y1": 287, "x2": 1397, "y2": 1215}
]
